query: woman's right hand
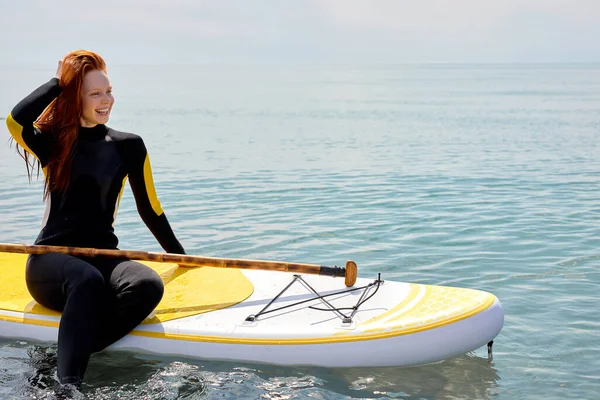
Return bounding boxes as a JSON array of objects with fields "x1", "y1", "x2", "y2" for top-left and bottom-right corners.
[{"x1": 55, "y1": 59, "x2": 63, "y2": 79}]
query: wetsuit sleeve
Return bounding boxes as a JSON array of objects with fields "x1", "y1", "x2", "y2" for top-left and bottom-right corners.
[
  {"x1": 6, "y1": 78, "x2": 62, "y2": 164},
  {"x1": 127, "y1": 137, "x2": 186, "y2": 254}
]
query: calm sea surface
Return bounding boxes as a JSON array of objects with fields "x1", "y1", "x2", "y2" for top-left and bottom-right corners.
[{"x1": 0, "y1": 64, "x2": 599, "y2": 399}]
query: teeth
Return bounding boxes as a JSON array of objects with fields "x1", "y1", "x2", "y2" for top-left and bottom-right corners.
[{"x1": 96, "y1": 108, "x2": 109, "y2": 114}]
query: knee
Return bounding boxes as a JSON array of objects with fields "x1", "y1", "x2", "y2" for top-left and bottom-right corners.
[
  {"x1": 137, "y1": 271, "x2": 164, "y2": 306},
  {"x1": 67, "y1": 262, "x2": 105, "y2": 293}
]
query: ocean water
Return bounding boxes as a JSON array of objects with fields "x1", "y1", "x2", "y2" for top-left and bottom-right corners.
[{"x1": 0, "y1": 63, "x2": 599, "y2": 399}]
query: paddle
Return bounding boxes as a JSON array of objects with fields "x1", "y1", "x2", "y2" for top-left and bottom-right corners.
[{"x1": 0, "y1": 243, "x2": 358, "y2": 287}]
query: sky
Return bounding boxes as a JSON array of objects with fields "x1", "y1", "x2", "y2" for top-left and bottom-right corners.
[{"x1": 0, "y1": 0, "x2": 599, "y2": 66}]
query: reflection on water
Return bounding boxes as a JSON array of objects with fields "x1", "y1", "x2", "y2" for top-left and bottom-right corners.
[
  {"x1": 246, "y1": 353, "x2": 500, "y2": 400},
  {"x1": 1, "y1": 340, "x2": 500, "y2": 399},
  {"x1": 328, "y1": 355, "x2": 500, "y2": 399}
]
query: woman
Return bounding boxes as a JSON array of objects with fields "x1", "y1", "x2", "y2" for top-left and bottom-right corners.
[{"x1": 6, "y1": 50, "x2": 185, "y2": 388}]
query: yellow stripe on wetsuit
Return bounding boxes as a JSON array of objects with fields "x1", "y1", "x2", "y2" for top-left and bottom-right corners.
[
  {"x1": 143, "y1": 154, "x2": 164, "y2": 216},
  {"x1": 6, "y1": 113, "x2": 37, "y2": 158}
]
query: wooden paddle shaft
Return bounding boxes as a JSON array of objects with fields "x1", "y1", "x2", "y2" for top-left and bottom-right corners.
[{"x1": 0, "y1": 243, "x2": 358, "y2": 287}]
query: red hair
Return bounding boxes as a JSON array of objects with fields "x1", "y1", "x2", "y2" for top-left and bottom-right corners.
[{"x1": 28, "y1": 50, "x2": 107, "y2": 197}]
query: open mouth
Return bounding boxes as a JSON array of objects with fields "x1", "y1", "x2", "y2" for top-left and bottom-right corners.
[{"x1": 96, "y1": 108, "x2": 110, "y2": 116}]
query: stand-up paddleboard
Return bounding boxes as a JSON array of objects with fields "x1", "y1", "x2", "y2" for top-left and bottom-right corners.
[{"x1": 0, "y1": 247, "x2": 503, "y2": 368}]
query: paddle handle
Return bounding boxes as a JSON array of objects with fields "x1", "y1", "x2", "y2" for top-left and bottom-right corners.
[{"x1": 0, "y1": 243, "x2": 358, "y2": 287}]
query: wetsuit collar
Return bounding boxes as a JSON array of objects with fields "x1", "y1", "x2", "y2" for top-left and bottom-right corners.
[{"x1": 78, "y1": 124, "x2": 108, "y2": 141}]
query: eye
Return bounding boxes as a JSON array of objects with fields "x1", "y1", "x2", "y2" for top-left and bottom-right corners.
[{"x1": 91, "y1": 92, "x2": 100, "y2": 96}]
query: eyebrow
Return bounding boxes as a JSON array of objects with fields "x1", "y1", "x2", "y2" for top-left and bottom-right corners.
[{"x1": 88, "y1": 86, "x2": 112, "y2": 92}]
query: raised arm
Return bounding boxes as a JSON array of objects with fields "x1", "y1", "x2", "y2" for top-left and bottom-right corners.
[
  {"x1": 126, "y1": 136, "x2": 186, "y2": 254},
  {"x1": 6, "y1": 78, "x2": 62, "y2": 163}
]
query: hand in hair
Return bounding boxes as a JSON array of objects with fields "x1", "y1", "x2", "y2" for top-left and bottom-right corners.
[{"x1": 55, "y1": 59, "x2": 63, "y2": 80}]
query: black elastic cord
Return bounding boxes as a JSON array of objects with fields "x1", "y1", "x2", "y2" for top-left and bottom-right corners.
[
  {"x1": 298, "y1": 275, "x2": 352, "y2": 320},
  {"x1": 245, "y1": 274, "x2": 384, "y2": 323},
  {"x1": 245, "y1": 275, "x2": 300, "y2": 322},
  {"x1": 308, "y1": 273, "x2": 383, "y2": 323}
]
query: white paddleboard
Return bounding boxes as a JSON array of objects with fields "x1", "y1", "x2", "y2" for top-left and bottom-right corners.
[{"x1": 0, "y1": 253, "x2": 503, "y2": 367}]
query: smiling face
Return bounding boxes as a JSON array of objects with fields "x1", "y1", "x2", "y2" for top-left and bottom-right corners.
[{"x1": 80, "y1": 69, "x2": 114, "y2": 128}]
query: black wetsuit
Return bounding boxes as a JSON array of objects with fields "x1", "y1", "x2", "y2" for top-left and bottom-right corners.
[{"x1": 6, "y1": 78, "x2": 185, "y2": 386}]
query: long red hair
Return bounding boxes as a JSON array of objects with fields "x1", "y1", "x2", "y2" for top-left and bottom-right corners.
[{"x1": 23, "y1": 50, "x2": 107, "y2": 197}]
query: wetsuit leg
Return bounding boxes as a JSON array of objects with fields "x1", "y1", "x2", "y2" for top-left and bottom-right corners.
[
  {"x1": 26, "y1": 253, "x2": 106, "y2": 385},
  {"x1": 91, "y1": 259, "x2": 164, "y2": 352}
]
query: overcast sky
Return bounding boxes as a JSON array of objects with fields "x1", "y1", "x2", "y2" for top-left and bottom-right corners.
[{"x1": 1, "y1": 0, "x2": 599, "y2": 66}]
